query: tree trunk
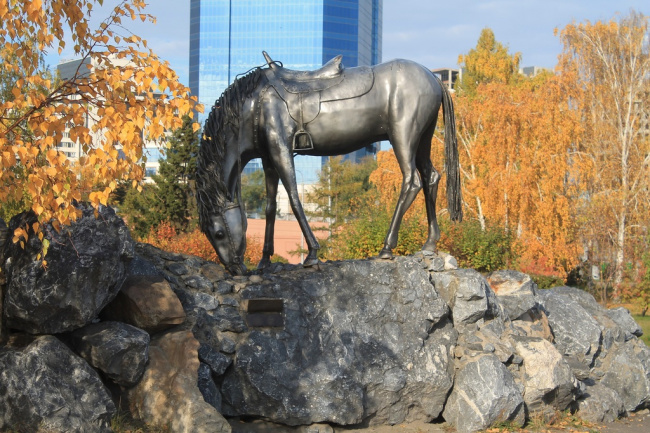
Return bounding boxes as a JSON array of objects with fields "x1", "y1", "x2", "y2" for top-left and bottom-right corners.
[
  {"x1": 613, "y1": 210, "x2": 626, "y2": 298},
  {"x1": 476, "y1": 196, "x2": 486, "y2": 231}
]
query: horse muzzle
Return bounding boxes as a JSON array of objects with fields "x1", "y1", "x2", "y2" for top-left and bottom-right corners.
[{"x1": 227, "y1": 260, "x2": 248, "y2": 276}]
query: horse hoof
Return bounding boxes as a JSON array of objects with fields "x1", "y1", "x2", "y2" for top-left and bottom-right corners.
[
  {"x1": 422, "y1": 242, "x2": 438, "y2": 254},
  {"x1": 257, "y1": 257, "x2": 272, "y2": 270},
  {"x1": 377, "y1": 248, "x2": 394, "y2": 260},
  {"x1": 302, "y1": 257, "x2": 320, "y2": 268}
]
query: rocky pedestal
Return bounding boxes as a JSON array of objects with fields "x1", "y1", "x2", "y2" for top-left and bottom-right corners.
[
  {"x1": 2, "y1": 233, "x2": 650, "y2": 432},
  {"x1": 220, "y1": 259, "x2": 456, "y2": 426}
]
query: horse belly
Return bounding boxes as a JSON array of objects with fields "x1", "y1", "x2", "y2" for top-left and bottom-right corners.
[{"x1": 306, "y1": 99, "x2": 389, "y2": 154}]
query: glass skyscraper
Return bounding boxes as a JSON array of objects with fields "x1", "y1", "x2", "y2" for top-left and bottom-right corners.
[{"x1": 189, "y1": 0, "x2": 382, "y2": 183}]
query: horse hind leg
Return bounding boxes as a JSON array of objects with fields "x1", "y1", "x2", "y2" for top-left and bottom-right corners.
[
  {"x1": 379, "y1": 131, "x2": 423, "y2": 259},
  {"x1": 416, "y1": 134, "x2": 441, "y2": 254}
]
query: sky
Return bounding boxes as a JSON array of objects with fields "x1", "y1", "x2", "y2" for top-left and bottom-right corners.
[{"x1": 49, "y1": 0, "x2": 649, "y2": 87}]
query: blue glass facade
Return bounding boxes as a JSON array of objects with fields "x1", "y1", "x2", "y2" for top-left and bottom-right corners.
[{"x1": 189, "y1": 0, "x2": 382, "y2": 183}]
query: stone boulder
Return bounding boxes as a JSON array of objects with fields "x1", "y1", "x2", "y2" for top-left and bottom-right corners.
[
  {"x1": 510, "y1": 307, "x2": 554, "y2": 342},
  {"x1": 101, "y1": 274, "x2": 186, "y2": 334},
  {"x1": 0, "y1": 335, "x2": 115, "y2": 432},
  {"x1": 68, "y1": 321, "x2": 150, "y2": 387},
  {"x1": 537, "y1": 288, "x2": 602, "y2": 367},
  {"x1": 487, "y1": 270, "x2": 538, "y2": 320},
  {"x1": 2, "y1": 204, "x2": 134, "y2": 334},
  {"x1": 607, "y1": 307, "x2": 643, "y2": 341},
  {"x1": 430, "y1": 269, "x2": 501, "y2": 329},
  {"x1": 125, "y1": 329, "x2": 231, "y2": 433},
  {"x1": 596, "y1": 339, "x2": 650, "y2": 412},
  {"x1": 512, "y1": 336, "x2": 577, "y2": 415},
  {"x1": 551, "y1": 286, "x2": 626, "y2": 350},
  {"x1": 576, "y1": 382, "x2": 625, "y2": 423},
  {"x1": 442, "y1": 354, "x2": 525, "y2": 433},
  {"x1": 218, "y1": 258, "x2": 456, "y2": 427}
]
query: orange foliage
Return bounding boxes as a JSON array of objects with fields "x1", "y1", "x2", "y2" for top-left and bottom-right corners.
[
  {"x1": 0, "y1": 1, "x2": 201, "y2": 252},
  {"x1": 140, "y1": 221, "x2": 263, "y2": 267},
  {"x1": 454, "y1": 74, "x2": 584, "y2": 278}
]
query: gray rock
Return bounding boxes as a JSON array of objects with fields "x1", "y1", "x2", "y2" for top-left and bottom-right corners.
[
  {"x1": 127, "y1": 254, "x2": 164, "y2": 277},
  {"x1": 216, "y1": 280, "x2": 234, "y2": 294},
  {"x1": 487, "y1": 270, "x2": 538, "y2": 320},
  {"x1": 537, "y1": 289, "x2": 602, "y2": 366},
  {"x1": 552, "y1": 286, "x2": 626, "y2": 349},
  {"x1": 69, "y1": 321, "x2": 150, "y2": 387},
  {"x1": 199, "y1": 343, "x2": 232, "y2": 375},
  {"x1": 0, "y1": 335, "x2": 115, "y2": 432},
  {"x1": 184, "y1": 273, "x2": 215, "y2": 291},
  {"x1": 430, "y1": 269, "x2": 501, "y2": 329},
  {"x1": 212, "y1": 305, "x2": 248, "y2": 332},
  {"x1": 167, "y1": 262, "x2": 189, "y2": 276},
  {"x1": 440, "y1": 252, "x2": 458, "y2": 270},
  {"x1": 513, "y1": 336, "x2": 577, "y2": 415},
  {"x1": 428, "y1": 255, "x2": 445, "y2": 272},
  {"x1": 193, "y1": 291, "x2": 220, "y2": 311},
  {"x1": 198, "y1": 362, "x2": 223, "y2": 411},
  {"x1": 219, "y1": 258, "x2": 456, "y2": 427},
  {"x1": 577, "y1": 382, "x2": 625, "y2": 423},
  {"x1": 597, "y1": 339, "x2": 650, "y2": 412},
  {"x1": 607, "y1": 307, "x2": 643, "y2": 340},
  {"x1": 2, "y1": 204, "x2": 134, "y2": 333},
  {"x1": 442, "y1": 354, "x2": 525, "y2": 433}
]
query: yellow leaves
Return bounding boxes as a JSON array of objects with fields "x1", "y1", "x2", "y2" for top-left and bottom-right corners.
[{"x1": 2, "y1": 0, "x2": 199, "y2": 256}]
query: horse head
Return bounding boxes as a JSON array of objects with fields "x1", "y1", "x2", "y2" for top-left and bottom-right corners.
[{"x1": 204, "y1": 201, "x2": 248, "y2": 275}]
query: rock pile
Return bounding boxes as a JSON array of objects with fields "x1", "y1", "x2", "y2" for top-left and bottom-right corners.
[{"x1": 1, "y1": 209, "x2": 649, "y2": 433}]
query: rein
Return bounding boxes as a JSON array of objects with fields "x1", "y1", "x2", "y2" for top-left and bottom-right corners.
[{"x1": 219, "y1": 201, "x2": 243, "y2": 265}]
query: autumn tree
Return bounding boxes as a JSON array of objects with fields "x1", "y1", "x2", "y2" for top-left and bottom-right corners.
[
  {"x1": 557, "y1": 11, "x2": 650, "y2": 291},
  {"x1": 241, "y1": 169, "x2": 266, "y2": 216},
  {"x1": 453, "y1": 29, "x2": 584, "y2": 277},
  {"x1": 307, "y1": 155, "x2": 377, "y2": 228},
  {"x1": 456, "y1": 28, "x2": 522, "y2": 98},
  {"x1": 0, "y1": 0, "x2": 200, "y2": 254}
]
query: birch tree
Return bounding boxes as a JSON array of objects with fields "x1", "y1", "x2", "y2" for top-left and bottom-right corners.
[
  {"x1": 0, "y1": 0, "x2": 200, "y2": 258},
  {"x1": 557, "y1": 11, "x2": 650, "y2": 290}
]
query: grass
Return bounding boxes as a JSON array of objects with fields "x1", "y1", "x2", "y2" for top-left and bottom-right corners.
[
  {"x1": 633, "y1": 314, "x2": 650, "y2": 346},
  {"x1": 481, "y1": 410, "x2": 600, "y2": 432},
  {"x1": 111, "y1": 410, "x2": 170, "y2": 433}
]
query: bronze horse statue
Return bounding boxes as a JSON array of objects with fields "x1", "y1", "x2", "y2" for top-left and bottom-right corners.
[{"x1": 196, "y1": 52, "x2": 462, "y2": 275}]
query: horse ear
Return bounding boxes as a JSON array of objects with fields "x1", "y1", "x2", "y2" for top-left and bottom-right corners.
[{"x1": 262, "y1": 51, "x2": 277, "y2": 69}]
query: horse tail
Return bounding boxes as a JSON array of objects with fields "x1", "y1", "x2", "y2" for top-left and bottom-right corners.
[{"x1": 441, "y1": 82, "x2": 463, "y2": 222}]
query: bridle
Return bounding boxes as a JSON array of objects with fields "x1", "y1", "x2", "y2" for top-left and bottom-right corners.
[{"x1": 215, "y1": 201, "x2": 245, "y2": 267}]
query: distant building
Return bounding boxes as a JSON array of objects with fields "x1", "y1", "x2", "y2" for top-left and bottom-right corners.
[
  {"x1": 189, "y1": 0, "x2": 383, "y2": 184},
  {"x1": 519, "y1": 66, "x2": 550, "y2": 77},
  {"x1": 56, "y1": 57, "x2": 166, "y2": 181},
  {"x1": 431, "y1": 68, "x2": 461, "y2": 91}
]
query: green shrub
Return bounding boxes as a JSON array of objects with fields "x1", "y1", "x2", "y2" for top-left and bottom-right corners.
[{"x1": 440, "y1": 218, "x2": 516, "y2": 273}]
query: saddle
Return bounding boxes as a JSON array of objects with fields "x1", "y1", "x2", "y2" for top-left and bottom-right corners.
[{"x1": 261, "y1": 51, "x2": 375, "y2": 150}]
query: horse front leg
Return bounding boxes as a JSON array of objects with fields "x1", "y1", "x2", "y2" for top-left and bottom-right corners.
[
  {"x1": 271, "y1": 154, "x2": 320, "y2": 267},
  {"x1": 258, "y1": 164, "x2": 279, "y2": 270}
]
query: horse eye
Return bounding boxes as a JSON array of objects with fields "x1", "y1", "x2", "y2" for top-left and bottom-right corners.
[{"x1": 215, "y1": 230, "x2": 226, "y2": 239}]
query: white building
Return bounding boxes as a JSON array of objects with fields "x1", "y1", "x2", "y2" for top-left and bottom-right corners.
[{"x1": 56, "y1": 57, "x2": 166, "y2": 181}]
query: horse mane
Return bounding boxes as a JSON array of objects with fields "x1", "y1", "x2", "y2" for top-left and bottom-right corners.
[{"x1": 196, "y1": 67, "x2": 265, "y2": 233}]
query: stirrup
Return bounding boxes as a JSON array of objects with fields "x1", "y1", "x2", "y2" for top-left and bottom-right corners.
[{"x1": 293, "y1": 129, "x2": 314, "y2": 151}]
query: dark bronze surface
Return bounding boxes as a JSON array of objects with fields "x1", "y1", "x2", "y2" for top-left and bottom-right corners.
[{"x1": 196, "y1": 52, "x2": 462, "y2": 275}]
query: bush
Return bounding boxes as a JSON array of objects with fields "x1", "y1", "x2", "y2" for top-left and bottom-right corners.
[
  {"x1": 139, "y1": 221, "x2": 264, "y2": 268},
  {"x1": 440, "y1": 218, "x2": 516, "y2": 273},
  {"x1": 529, "y1": 273, "x2": 565, "y2": 289}
]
